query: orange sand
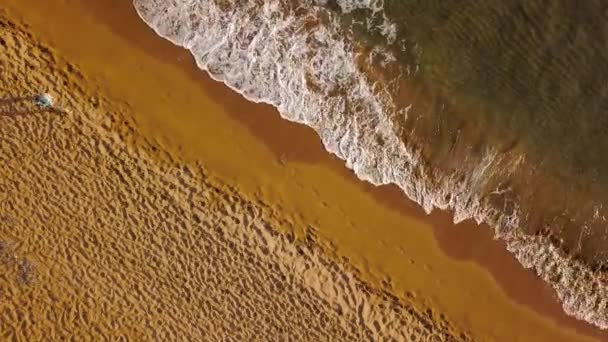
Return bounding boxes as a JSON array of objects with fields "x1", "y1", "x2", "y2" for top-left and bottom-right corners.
[
  {"x1": 1, "y1": 12, "x2": 468, "y2": 341},
  {"x1": 0, "y1": 1, "x2": 604, "y2": 341}
]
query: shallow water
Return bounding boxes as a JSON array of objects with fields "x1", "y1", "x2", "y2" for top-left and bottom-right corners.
[{"x1": 133, "y1": 0, "x2": 608, "y2": 329}]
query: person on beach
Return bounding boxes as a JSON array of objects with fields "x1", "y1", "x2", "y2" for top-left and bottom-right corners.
[{"x1": 34, "y1": 93, "x2": 53, "y2": 109}]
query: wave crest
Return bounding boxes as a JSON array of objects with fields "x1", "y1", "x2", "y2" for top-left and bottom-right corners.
[{"x1": 133, "y1": 0, "x2": 608, "y2": 329}]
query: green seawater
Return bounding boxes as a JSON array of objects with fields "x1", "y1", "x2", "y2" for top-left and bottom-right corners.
[
  {"x1": 329, "y1": 1, "x2": 608, "y2": 185},
  {"x1": 323, "y1": 1, "x2": 608, "y2": 267}
]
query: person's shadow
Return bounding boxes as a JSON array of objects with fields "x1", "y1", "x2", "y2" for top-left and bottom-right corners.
[{"x1": 0, "y1": 95, "x2": 64, "y2": 117}]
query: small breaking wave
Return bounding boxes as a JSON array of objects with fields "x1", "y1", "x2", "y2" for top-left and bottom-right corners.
[{"x1": 133, "y1": 0, "x2": 608, "y2": 329}]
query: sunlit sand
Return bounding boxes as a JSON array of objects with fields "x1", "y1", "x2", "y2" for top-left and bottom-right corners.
[{"x1": 0, "y1": 1, "x2": 604, "y2": 340}]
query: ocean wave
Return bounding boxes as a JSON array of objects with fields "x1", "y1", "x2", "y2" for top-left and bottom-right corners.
[{"x1": 133, "y1": 0, "x2": 608, "y2": 329}]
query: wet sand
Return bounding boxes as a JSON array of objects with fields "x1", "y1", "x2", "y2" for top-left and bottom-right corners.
[
  {"x1": 1, "y1": 1, "x2": 605, "y2": 340},
  {"x1": 0, "y1": 10, "x2": 470, "y2": 341}
]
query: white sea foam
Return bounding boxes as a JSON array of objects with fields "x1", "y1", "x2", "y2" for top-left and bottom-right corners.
[{"x1": 133, "y1": 0, "x2": 608, "y2": 329}]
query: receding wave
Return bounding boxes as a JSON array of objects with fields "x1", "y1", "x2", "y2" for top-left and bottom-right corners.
[{"x1": 133, "y1": 0, "x2": 608, "y2": 329}]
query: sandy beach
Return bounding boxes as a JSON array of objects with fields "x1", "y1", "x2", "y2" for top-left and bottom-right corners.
[{"x1": 0, "y1": 1, "x2": 605, "y2": 340}]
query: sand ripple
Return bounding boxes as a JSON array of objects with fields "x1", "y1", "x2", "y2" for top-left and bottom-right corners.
[{"x1": 0, "y1": 14, "x2": 467, "y2": 341}]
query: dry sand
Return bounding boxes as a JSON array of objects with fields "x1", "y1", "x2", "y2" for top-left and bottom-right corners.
[
  {"x1": 0, "y1": 14, "x2": 466, "y2": 341},
  {"x1": 0, "y1": 1, "x2": 604, "y2": 341}
]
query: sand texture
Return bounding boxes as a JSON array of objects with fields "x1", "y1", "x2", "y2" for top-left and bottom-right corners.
[
  {"x1": 0, "y1": 14, "x2": 469, "y2": 341},
  {"x1": 131, "y1": 0, "x2": 608, "y2": 331},
  {"x1": 1, "y1": 1, "x2": 606, "y2": 341}
]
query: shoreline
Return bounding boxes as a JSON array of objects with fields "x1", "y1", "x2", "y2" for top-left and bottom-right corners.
[
  {"x1": 0, "y1": 15, "x2": 471, "y2": 339},
  {"x1": 121, "y1": 5, "x2": 607, "y2": 339},
  {"x1": 5, "y1": 0, "x2": 605, "y2": 340}
]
